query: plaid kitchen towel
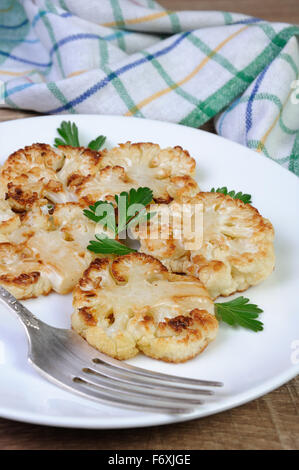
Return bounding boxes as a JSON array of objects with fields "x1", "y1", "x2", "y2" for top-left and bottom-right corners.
[{"x1": 0, "y1": 0, "x2": 299, "y2": 175}]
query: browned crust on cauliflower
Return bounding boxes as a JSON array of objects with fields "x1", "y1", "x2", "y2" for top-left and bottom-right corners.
[
  {"x1": 96, "y1": 141, "x2": 198, "y2": 203},
  {"x1": 0, "y1": 200, "x2": 21, "y2": 234},
  {"x1": 5, "y1": 183, "x2": 39, "y2": 211},
  {"x1": 0, "y1": 139, "x2": 198, "y2": 298},
  {"x1": 0, "y1": 242, "x2": 52, "y2": 299},
  {"x1": 137, "y1": 192, "x2": 275, "y2": 299},
  {"x1": 0, "y1": 271, "x2": 41, "y2": 285},
  {"x1": 0, "y1": 201, "x2": 101, "y2": 299},
  {"x1": 72, "y1": 253, "x2": 217, "y2": 363},
  {"x1": 1, "y1": 144, "x2": 65, "y2": 211},
  {"x1": 57, "y1": 145, "x2": 101, "y2": 166},
  {"x1": 111, "y1": 252, "x2": 168, "y2": 282},
  {"x1": 0, "y1": 142, "x2": 198, "y2": 210}
]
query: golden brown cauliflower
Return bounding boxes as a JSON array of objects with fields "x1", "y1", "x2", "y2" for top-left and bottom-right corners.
[
  {"x1": 56, "y1": 145, "x2": 102, "y2": 189},
  {"x1": 0, "y1": 141, "x2": 199, "y2": 299},
  {"x1": 0, "y1": 202, "x2": 101, "y2": 298},
  {"x1": 72, "y1": 253, "x2": 218, "y2": 362},
  {"x1": 0, "y1": 142, "x2": 198, "y2": 209},
  {"x1": 0, "y1": 199, "x2": 20, "y2": 235},
  {"x1": 71, "y1": 142, "x2": 199, "y2": 205},
  {"x1": 0, "y1": 242, "x2": 52, "y2": 299},
  {"x1": 136, "y1": 192, "x2": 275, "y2": 299},
  {"x1": 73, "y1": 165, "x2": 134, "y2": 205},
  {"x1": 0, "y1": 144, "x2": 66, "y2": 211},
  {"x1": 99, "y1": 142, "x2": 199, "y2": 203}
]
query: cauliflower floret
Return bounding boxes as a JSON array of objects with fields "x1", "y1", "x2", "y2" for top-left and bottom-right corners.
[
  {"x1": 0, "y1": 202, "x2": 101, "y2": 298},
  {"x1": 0, "y1": 140, "x2": 200, "y2": 300},
  {"x1": 137, "y1": 192, "x2": 275, "y2": 299},
  {"x1": 8, "y1": 203, "x2": 52, "y2": 244},
  {"x1": 101, "y1": 142, "x2": 196, "y2": 178},
  {"x1": 0, "y1": 199, "x2": 20, "y2": 235},
  {"x1": 72, "y1": 142, "x2": 199, "y2": 204},
  {"x1": 51, "y1": 202, "x2": 102, "y2": 249},
  {"x1": 72, "y1": 253, "x2": 217, "y2": 362},
  {"x1": 27, "y1": 230, "x2": 93, "y2": 295},
  {"x1": 0, "y1": 144, "x2": 66, "y2": 211},
  {"x1": 74, "y1": 166, "x2": 134, "y2": 206},
  {"x1": 0, "y1": 242, "x2": 51, "y2": 299},
  {"x1": 56, "y1": 145, "x2": 101, "y2": 188},
  {"x1": 0, "y1": 142, "x2": 198, "y2": 209},
  {"x1": 0, "y1": 144, "x2": 103, "y2": 211}
]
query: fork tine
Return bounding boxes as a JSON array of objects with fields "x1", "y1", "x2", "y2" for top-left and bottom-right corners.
[
  {"x1": 81, "y1": 368, "x2": 211, "y2": 400},
  {"x1": 83, "y1": 367, "x2": 214, "y2": 396},
  {"x1": 66, "y1": 329, "x2": 223, "y2": 389},
  {"x1": 92, "y1": 357, "x2": 223, "y2": 388},
  {"x1": 32, "y1": 362, "x2": 194, "y2": 414},
  {"x1": 74, "y1": 375, "x2": 204, "y2": 405},
  {"x1": 70, "y1": 377, "x2": 195, "y2": 414}
]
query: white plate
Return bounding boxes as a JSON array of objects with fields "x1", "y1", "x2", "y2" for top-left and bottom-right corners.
[{"x1": 0, "y1": 115, "x2": 298, "y2": 429}]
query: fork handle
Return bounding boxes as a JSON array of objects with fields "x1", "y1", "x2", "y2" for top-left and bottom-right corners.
[{"x1": 0, "y1": 286, "x2": 41, "y2": 331}]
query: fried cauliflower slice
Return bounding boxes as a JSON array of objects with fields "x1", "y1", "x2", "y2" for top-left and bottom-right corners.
[
  {"x1": 1, "y1": 142, "x2": 198, "y2": 209},
  {"x1": 0, "y1": 242, "x2": 51, "y2": 299},
  {"x1": 0, "y1": 199, "x2": 20, "y2": 235},
  {"x1": 72, "y1": 253, "x2": 218, "y2": 362},
  {"x1": 27, "y1": 230, "x2": 93, "y2": 295},
  {"x1": 0, "y1": 209, "x2": 91, "y2": 298},
  {"x1": 73, "y1": 166, "x2": 135, "y2": 205},
  {"x1": 0, "y1": 140, "x2": 199, "y2": 299},
  {"x1": 0, "y1": 144, "x2": 104, "y2": 211},
  {"x1": 0, "y1": 202, "x2": 103, "y2": 298},
  {"x1": 0, "y1": 144, "x2": 66, "y2": 211},
  {"x1": 51, "y1": 202, "x2": 102, "y2": 249},
  {"x1": 136, "y1": 192, "x2": 275, "y2": 299},
  {"x1": 56, "y1": 145, "x2": 102, "y2": 188},
  {"x1": 7, "y1": 202, "x2": 51, "y2": 245},
  {"x1": 72, "y1": 142, "x2": 199, "y2": 205},
  {"x1": 27, "y1": 202, "x2": 108, "y2": 295},
  {"x1": 27, "y1": 202, "x2": 112, "y2": 294}
]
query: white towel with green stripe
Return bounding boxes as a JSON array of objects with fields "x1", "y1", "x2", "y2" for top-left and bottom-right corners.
[{"x1": 0, "y1": 0, "x2": 298, "y2": 175}]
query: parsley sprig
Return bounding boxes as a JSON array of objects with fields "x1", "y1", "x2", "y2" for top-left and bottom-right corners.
[
  {"x1": 211, "y1": 187, "x2": 252, "y2": 204},
  {"x1": 215, "y1": 296, "x2": 263, "y2": 332},
  {"x1": 83, "y1": 201, "x2": 116, "y2": 233},
  {"x1": 84, "y1": 187, "x2": 154, "y2": 255},
  {"x1": 88, "y1": 135, "x2": 107, "y2": 151},
  {"x1": 88, "y1": 235, "x2": 135, "y2": 255},
  {"x1": 54, "y1": 121, "x2": 106, "y2": 151},
  {"x1": 115, "y1": 187, "x2": 154, "y2": 233}
]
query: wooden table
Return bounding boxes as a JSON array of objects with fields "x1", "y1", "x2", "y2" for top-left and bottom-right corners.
[{"x1": 0, "y1": 0, "x2": 298, "y2": 451}]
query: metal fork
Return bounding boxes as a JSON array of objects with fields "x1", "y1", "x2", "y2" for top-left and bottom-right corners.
[{"x1": 0, "y1": 286, "x2": 223, "y2": 415}]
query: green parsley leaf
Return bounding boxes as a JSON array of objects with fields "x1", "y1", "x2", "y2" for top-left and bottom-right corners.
[
  {"x1": 115, "y1": 187, "x2": 153, "y2": 233},
  {"x1": 215, "y1": 296, "x2": 264, "y2": 332},
  {"x1": 211, "y1": 187, "x2": 252, "y2": 204},
  {"x1": 87, "y1": 135, "x2": 106, "y2": 151},
  {"x1": 87, "y1": 235, "x2": 136, "y2": 255},
  {"x1": 84, "y1": 187, "x2": 154, "y2": 255},
  {"x1": 54, "y1": 120, "x2": 107, "y2": 150},
  {"x1": 121, "y1": 187, "x2": 153, "y2": 208},
  {"x1": 54, "y1": 121, "x2": 80, "y2": 147},
  {"x1": 83, "y1": 201, "x2": 116, "y2": 233}
]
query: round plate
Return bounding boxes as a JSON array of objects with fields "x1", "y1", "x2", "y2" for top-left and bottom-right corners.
[{"x1": 0, "y1": 115, "x2": 298, "y2": 429}]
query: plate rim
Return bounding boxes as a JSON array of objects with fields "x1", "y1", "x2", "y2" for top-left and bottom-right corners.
[
  {"x1": 0, "y1": 366, "x2": 297, "y2": 429},
  {"x1": 0, "y1": 113, "x2": 298, "y2": 429}
]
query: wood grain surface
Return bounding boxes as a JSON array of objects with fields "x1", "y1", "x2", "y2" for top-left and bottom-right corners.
[
  {"x1": 162, "y1": 0, "x2": 299, "y2": 23},
  {"x1": 0, "y1": 0, "x2": 298, "y2": 451}
]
